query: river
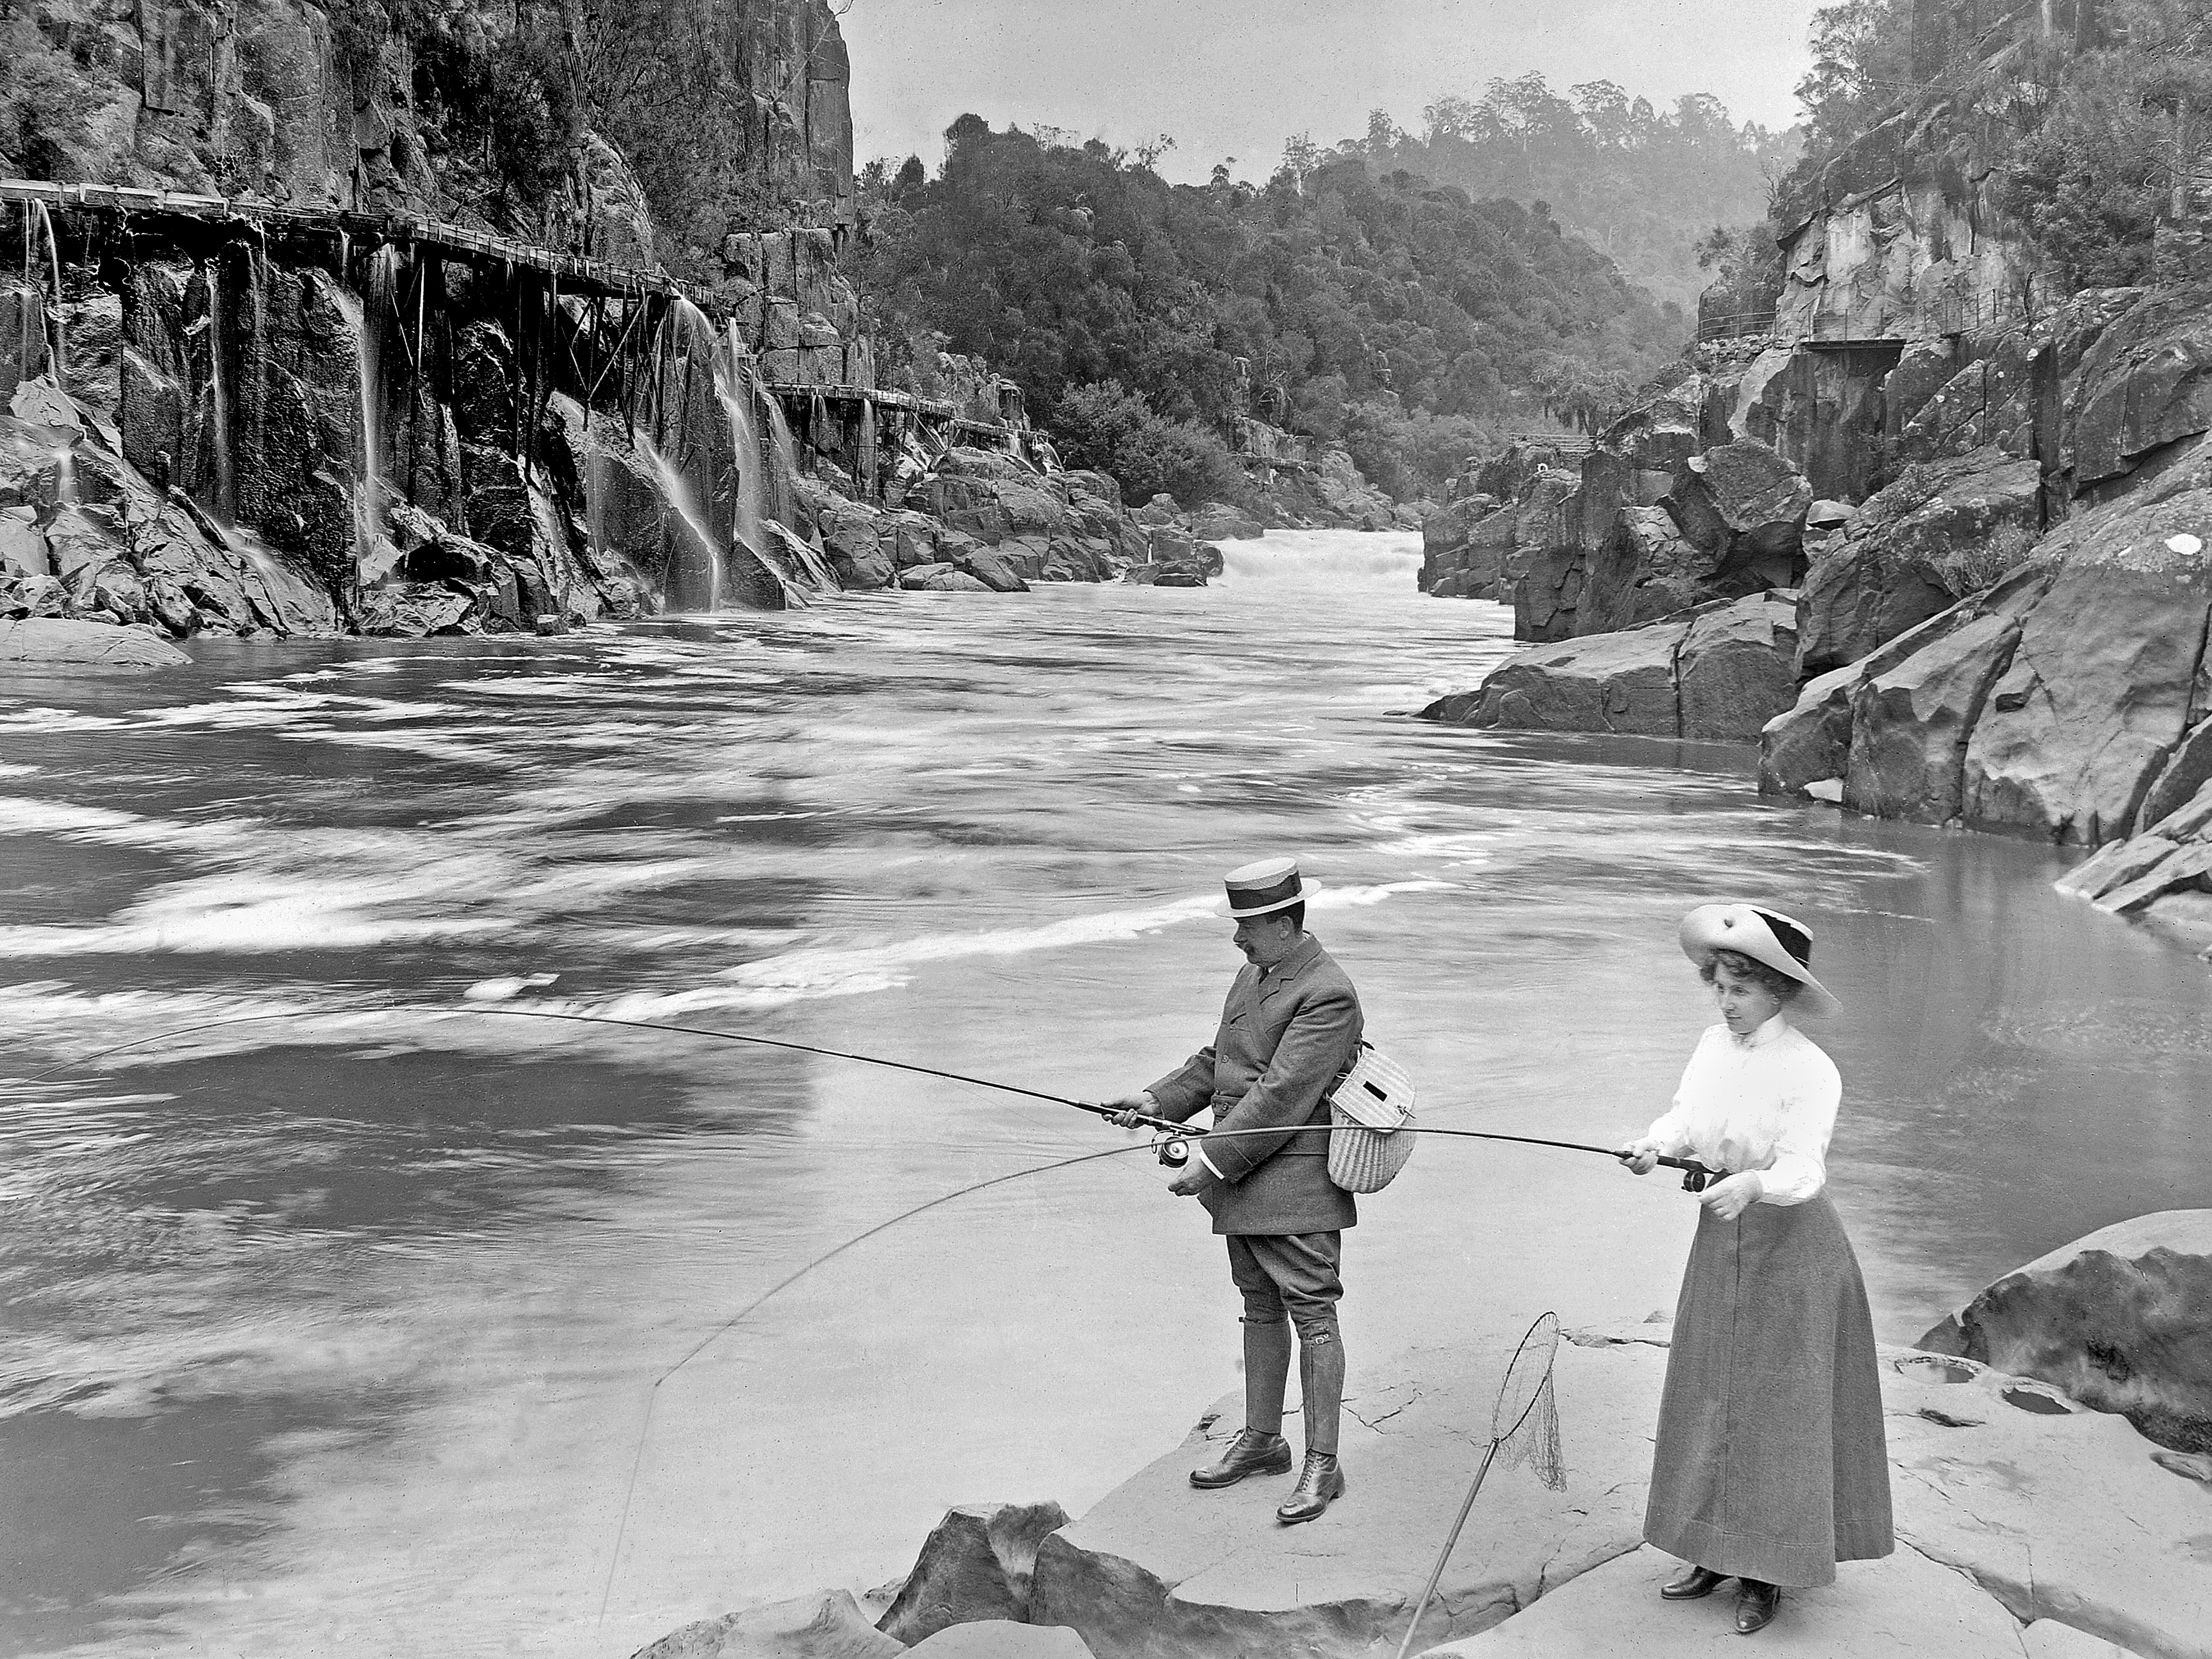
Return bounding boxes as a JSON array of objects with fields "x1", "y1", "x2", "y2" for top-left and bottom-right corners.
[{"x1": 3, "y1": 530, "x2": 2208, "y2": 1658}]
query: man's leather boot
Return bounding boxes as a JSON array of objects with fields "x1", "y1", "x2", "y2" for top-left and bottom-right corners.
[
  {"x1": 1734, "y1": 1578, "x2": 1781, "y2": 1635},
  {"x1": 1274, "y1": 1451, "x2": 1346, "y2": 1524},
  {"x1": 1660, "y1": 1565, "x2": 1730, "y2": 1600},
  {"x1": 1189, "y1": 1427, "x2": 1292, "y2": 1489}
]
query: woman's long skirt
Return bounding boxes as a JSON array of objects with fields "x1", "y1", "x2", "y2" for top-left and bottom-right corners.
[{"x1": 1644, "y1": 1191, "x2": 1895, "y2": 1587}]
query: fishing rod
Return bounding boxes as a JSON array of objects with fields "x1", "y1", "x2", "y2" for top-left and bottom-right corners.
[{"x1": 11, "y1": 1003, "x2": 1718, "y2": 1191}]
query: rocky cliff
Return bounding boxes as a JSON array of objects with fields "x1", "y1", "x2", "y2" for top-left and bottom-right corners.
[{"x1": 0, "y1": 5, "x2": 1165, "y2": 646}]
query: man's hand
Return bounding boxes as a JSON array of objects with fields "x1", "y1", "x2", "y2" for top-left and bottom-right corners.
[
  {"x1": 1698, "y1": 1172, "x2": 1761, "y2": 1221},
  {"x1": 1106, "y1": 1091, "x2": 1158, "y2": 1129},
  {"x1": 1166, "y1": 1164, "x2": 1212, "y2": 1197}
]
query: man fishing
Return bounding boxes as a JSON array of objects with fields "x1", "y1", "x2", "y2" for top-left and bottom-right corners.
[{"x1": 1107, "y1": 857, "x2": 1364, "y2": 1525}]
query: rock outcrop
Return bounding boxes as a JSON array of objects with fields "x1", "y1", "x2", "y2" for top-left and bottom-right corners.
[
  {"x1": 1920, "y1": 1211, "x2": 2212, "y2": 1457},
  {"x1": 1420, "y1": 591, "x2": 1799, "y2": 743},
  {"x1": 1762, "y1": 438, "x2": 2212, "y2": 842},
  {"x1": 2051, "y1": 780, "x2": 2212, "y2": 955},
  {"x1": 649, "y1": 1296, "x2": 2212, "y2": 1659}
]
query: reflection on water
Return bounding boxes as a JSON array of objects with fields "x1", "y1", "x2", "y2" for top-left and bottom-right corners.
[{"x1": 2, "y1": 530, "x2": 2207, "y2": 1657}]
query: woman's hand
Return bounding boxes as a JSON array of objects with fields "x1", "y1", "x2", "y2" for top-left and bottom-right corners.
[
  {"x1": 1616, "y1": 1140, "x2": 1660, "y2": 1176},
  {"x1": 1698, "y1": 1172, "x2": 1761, "y2": 1221}
]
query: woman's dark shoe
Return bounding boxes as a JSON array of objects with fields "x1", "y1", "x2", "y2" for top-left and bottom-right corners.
[
  {"x1": 1274, "y1": 1451, "x2": 1346, "y2": 1524},
  {"x1": 1659, "y1": 1565, "x2": 1730, "y2": 1600},
  {"x1": 1734, "y1": 1579, "x2": 1781, "y2": 1635},
  {"x1": 1189, "y1": 1428, "x2": 1292, "y2": 1489}
]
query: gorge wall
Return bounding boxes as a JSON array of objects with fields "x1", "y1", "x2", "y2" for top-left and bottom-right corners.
[
  {"x1": 1423, "y1": 0, "x2": 2212, "y2": 887},
  {"x1": 0, "y1": 2, "x2": 1177, "y2": 641}
]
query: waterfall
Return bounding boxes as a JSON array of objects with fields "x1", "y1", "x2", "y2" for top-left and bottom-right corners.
[
  {"x1": 52, "y1": 440, "x2": 76, "y2": 507},
  {"x1": 657, "y1": 295, "x2": 729, "y2": 611},
  {"x1": 717, "y1": 320, "x2": 767, "y2": 570},
  {"x1": 27, "y1": 199, "x2": 64, "y2": 381},
  {"x1": 332, "y1": 246, "x2": 399, "y2": 566},
  {"x1": 206, "y1": 257, "x2": 236, "y2": 519},
  {"x1": 638, "y1": 432, "x2": 720, "y2": 613},
  {"x1": 760, "y1": 391, "x2": 799, "y2": 531}
]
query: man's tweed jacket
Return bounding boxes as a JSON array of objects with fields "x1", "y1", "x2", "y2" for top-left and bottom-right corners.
[{"x1": 1146, "y1": 932, "x2": 1364, "y2": 1235}]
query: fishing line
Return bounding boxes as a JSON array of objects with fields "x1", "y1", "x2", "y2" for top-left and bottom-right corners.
[{"x1": 10, "y1": 1005, "x2": 1709, "y2": 1628}]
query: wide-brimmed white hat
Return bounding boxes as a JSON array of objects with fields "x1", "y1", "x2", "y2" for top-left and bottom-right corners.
[
  {"x1": 1224, "y1": 857, "x2": 1319, "y2": 918},
  {"x1": 1679, "y1": 903, "x2": 1841, "y2": 1016}
]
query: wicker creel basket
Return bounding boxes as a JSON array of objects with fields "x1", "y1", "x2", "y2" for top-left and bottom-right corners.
[{"x1": 1325, "y1": 1042, "x2": 1417, "y2": 1194}]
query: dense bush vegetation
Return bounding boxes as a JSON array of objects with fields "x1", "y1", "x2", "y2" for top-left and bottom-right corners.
[
  {"x1": 1364, "y1": 76, "x2": 1796, "y2": 310},
  {"x1": 1780, "y1": 0, "x2": 2212, "y2": 296},
  {"x1": 851, "y1": 119, "x2": 1683, "y2": 503}
]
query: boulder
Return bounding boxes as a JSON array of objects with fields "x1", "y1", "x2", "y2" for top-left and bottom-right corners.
[
  {"x1": 906, "y1": 1624, "x2": 1095, "y2": 1659},
  {"x1": 1918, "y1": 1212, "x2": 2212, "y2": 1455},
  {"x1": 1186, "y1": 502, "x2": 1263, "y2": 541},
  {"x1": 1664, "y1": 439, "x2": 1811, "y2": 585},
  {"x1": 1675, "y1": 590, "x2": 1799, "y2": 741},
  {"x1": 813, "y1": 496, "x2": 896, "y2": 590},
  {"x1": 1578, "y1": 505, "x2": 1702, "y2": 634},
  {"x1": 1426, "y1": 593, "x2": 1800, "y2": 743},
  {"x1": 1797, "y1": 449, "x2": 2044, "y2": 677},
  {"x1": 1429, "y1": 613, "x2": 1688, "y2": 738},
  {"x1": 956, "y1": 548, "x2": 1032, "y2": 594},
  {"x1": 634, "y1": 1590, "x2": 903, "y2": 1659},
  {"x1": 1843, "y1": 610, "x2": 2027, "y2": 824},
  {"x1": 877, "y1": 1502, "x2": 1071, "y2": 1645},
  {"x1": 1415, "y1": 1541, "x2": 2034, "y2": 1658},
  {"x1": 900, "y1": 563, "x2": 995, "y2": 593},
  {"x1": 0, "y1": 616, "x2": 190, "y2": 668}
]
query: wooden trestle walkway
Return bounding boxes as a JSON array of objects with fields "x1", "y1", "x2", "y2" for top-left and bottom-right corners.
[{"x1": 0, "y1": 177, "x2": 1023, "y2": 442}]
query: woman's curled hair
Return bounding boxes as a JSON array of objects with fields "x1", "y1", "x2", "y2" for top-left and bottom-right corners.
[{"x1": 1698, "y1": 946, "x2": 1802, "y2": 1003}]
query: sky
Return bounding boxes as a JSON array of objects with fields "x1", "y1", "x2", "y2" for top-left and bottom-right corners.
[{"x1": 842, "y1": 0, "x2": 1828, "y2": 186}]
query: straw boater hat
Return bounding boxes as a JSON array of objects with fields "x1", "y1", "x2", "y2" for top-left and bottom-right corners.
[
  {"x1": 1224, "y1": 857, "x2": 1317, "y2": 918},
  {"x1": 1679, "y1": 902, "x2": 1842, "y2": 1016}
]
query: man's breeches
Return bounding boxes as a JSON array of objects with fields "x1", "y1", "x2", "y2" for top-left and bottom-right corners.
[{"x1": 1226, "y1": 1231, "x2": 1343, "y2": 1455}]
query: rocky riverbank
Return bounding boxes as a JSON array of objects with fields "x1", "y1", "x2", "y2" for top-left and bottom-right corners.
[{"x1": 636, "y1": 1217, "x2": 2212, "y2": 1658}]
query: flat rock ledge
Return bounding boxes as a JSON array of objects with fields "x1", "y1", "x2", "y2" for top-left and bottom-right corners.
[
  {"x1": 0, "y1": 615, "x2": 190, "y2": 669},
  {"x1": 640, "y1": 1318, "x2": 2212, "y2": 1659}
]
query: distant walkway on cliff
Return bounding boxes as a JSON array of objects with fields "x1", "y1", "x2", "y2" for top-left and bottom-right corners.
[{"x1": 0, "y1": 177, "x2": 1022, "y2": 442}]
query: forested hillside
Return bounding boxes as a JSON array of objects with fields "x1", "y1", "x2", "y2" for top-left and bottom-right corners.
[
  {"x1": 852, "y1": 119, "x2": 1682, "y2": 504},
  {"x1": 1362, "y1": 75, "x2": 1799, "y2": 310}
]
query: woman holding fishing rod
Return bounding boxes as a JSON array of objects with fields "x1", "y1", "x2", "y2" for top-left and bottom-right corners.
[{"x1": 1618, "y1": 904, "x2": 1894, "y2": 1637}]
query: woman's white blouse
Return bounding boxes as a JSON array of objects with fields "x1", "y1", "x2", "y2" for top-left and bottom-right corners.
[{"x1": 1639, "y1": 1014, "x2": 1841, "y2": 1205}]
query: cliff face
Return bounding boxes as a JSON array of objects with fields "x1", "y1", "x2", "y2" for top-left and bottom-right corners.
[{"x1": 722, "y1": 0, "x2": 857, "y2": 228}]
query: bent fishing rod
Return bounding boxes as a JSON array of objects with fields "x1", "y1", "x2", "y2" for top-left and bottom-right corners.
[{"x1": 13, "y1": 1002, "x2": 1717, "y2": 1191}]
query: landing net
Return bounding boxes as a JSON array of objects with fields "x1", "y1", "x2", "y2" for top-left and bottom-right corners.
[{"x1": 1392, "y1": 1312, "x2": 1567, "y2": 1659}]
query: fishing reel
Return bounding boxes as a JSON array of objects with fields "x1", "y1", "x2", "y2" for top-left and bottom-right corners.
[{"x1": 1154, "y1": 1133, "x2": 1192, "y2": 1169}]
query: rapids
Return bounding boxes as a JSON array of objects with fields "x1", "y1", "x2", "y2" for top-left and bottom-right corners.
[{"x1": 2, "y1": 530, "x2": 2207, "y2": 1657}]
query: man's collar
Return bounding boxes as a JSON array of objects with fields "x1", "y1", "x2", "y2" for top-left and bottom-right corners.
[{"x1": 1260, "y1": 933, "x2": 1324, "y2": 981}]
